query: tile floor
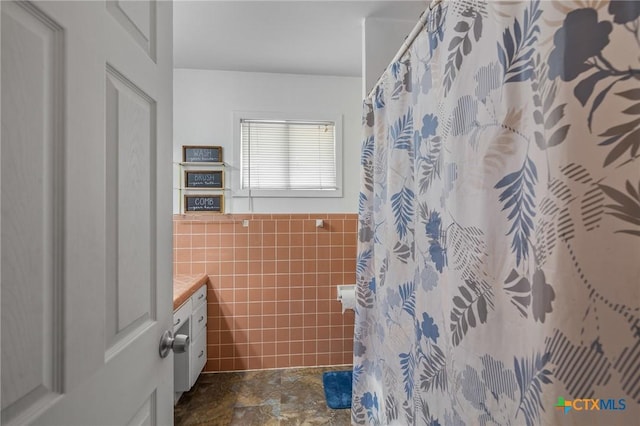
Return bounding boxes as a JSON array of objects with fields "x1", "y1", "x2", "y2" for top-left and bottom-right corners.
[{"x1": 174, "y1": 367, "x2": 352, "y2": 425}]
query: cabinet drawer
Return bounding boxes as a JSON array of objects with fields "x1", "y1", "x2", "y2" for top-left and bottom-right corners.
[
  {"x1": 189, "y1": 332, "x2": 207, "y2": 388},
  {"x1": 173, "y1": 299, "x2": 191, "y2": 333},
  {"x1": 191, "y1": 285, "x2": 207, "y2": 308},
  {"x1": 192, "y1": 302, "x2": 207, "y2": 339}
]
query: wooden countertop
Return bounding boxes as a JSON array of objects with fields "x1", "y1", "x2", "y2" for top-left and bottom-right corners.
[{"x1": 173, "y1": 273, "x2": 209, "y2": 310}]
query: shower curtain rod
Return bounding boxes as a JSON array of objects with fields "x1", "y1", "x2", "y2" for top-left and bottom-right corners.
[{"x1": 366, "y1": 0, "x2": 443, "y2": 99}]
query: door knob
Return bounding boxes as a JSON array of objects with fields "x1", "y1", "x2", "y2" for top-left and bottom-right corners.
[{"x1": 159, "y1": 330, "x2": 189, "y2": 358}]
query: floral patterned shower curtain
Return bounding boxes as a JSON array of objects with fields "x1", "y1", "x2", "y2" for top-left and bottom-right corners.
[{"x1": 353, "y1": 1, "x2": 640, "y2": 424}]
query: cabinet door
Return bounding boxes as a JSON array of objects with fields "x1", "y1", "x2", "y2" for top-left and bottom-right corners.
[
  {"x1": 174, "y1": 347, "x2": 190, "y2": 393},
  {"x1": 189, "y1": 332, "x2": 207, "y2": 388}
]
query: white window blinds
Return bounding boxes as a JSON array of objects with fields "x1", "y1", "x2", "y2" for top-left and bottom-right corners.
[{"x1": 240, "y1": 119, "x2": 337, "y2": 191}]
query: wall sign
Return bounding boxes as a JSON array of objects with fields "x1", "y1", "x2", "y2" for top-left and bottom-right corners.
[
  {"x1": 182, "y1": 145, "x2": 222, "y2": 163},
  {"x1": 184, "y1": 195, "x2": 223, "y2": 213},
  {"x1": 184, "y1": 170, "x2": 224, "y2": 189}
]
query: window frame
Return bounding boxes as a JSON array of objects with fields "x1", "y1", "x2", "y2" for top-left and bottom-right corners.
[{"x1": 232, "y1": 111, "x2": 343, "y2": 198}]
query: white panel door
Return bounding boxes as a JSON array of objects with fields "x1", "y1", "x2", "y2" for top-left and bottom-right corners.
[{"x1": 1, "y1": 1, "x2": 173, "y2": 425}]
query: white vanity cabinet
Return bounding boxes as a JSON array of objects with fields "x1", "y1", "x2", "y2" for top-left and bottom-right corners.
[{"x1": 174, "y1": 284, "x2": 207, "y2": 393}]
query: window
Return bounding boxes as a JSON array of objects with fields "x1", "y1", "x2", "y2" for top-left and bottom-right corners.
[{"x1": 234, "y1": 113, "x2": 342, "y2": 198}]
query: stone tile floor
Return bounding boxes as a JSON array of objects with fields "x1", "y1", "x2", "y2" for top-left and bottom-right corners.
[{"x1": 174, "y1": 367, "x2": 352, "y2": 425}]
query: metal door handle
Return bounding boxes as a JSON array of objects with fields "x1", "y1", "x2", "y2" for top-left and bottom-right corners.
[
  {"x1": 198, "y1": 350, "x2": 204, "y2": 358},
  {"x1": 197, "y1": 294, "x2": 204, "y2": 300},
  {"x1": 174, "y1": 318, "x2": 181, "y2": 326},
  {"x1": 199, "y1": 315, "x2": 204, "y2": 323},
  {"x1": 158, "y1": 330, "x2": 189, "y2": 358}
]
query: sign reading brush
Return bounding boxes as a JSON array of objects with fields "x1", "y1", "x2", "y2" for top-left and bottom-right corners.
[{"x1": 184, "y1": 170, "x2": 224, "y2": 189}]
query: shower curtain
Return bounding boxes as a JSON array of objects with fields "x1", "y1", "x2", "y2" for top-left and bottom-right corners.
[{"x1": 353, "y1": 1, "x2": 640, "y2": 424}]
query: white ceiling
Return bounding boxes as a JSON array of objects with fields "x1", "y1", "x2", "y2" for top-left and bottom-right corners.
[{"x1": 173, "y1": 1, "x2": 427, "y2": 77}]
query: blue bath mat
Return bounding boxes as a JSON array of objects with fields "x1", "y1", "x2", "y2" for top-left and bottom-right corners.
[{"x1": 322, "y1": 370, "x2": 352, "y2": 409}]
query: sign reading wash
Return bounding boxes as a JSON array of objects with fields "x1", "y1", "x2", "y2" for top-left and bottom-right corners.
[{"x1": 555, "y1": 397, "x2": 626, "y2": 413}]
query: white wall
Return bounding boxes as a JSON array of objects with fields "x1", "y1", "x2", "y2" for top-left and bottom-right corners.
[
  {"x1": 173, "y1": 69, "x2": 361, "y2": 214},
  {"x1": 362, "y1": 17, "x2": 416, "y2": 97}
]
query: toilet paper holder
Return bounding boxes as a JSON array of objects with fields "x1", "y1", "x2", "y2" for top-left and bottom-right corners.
[
  {"x1": 336, "y1": 285, "x2": 355, "y2": 300},
  {"x1": 336, "y1": 284, "x2": 356, "y2": 313}
]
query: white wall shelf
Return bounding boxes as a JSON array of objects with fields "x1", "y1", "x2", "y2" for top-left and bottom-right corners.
[
  {"x1": 174, "y1": 161, "x2": 227, "y2": 214},
  {"x1": 177, "y1": 161, "x2": 226, "y2": 167},
  {"x1": 175, "y1": 187, "x2": 231, "y2": 191}
]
